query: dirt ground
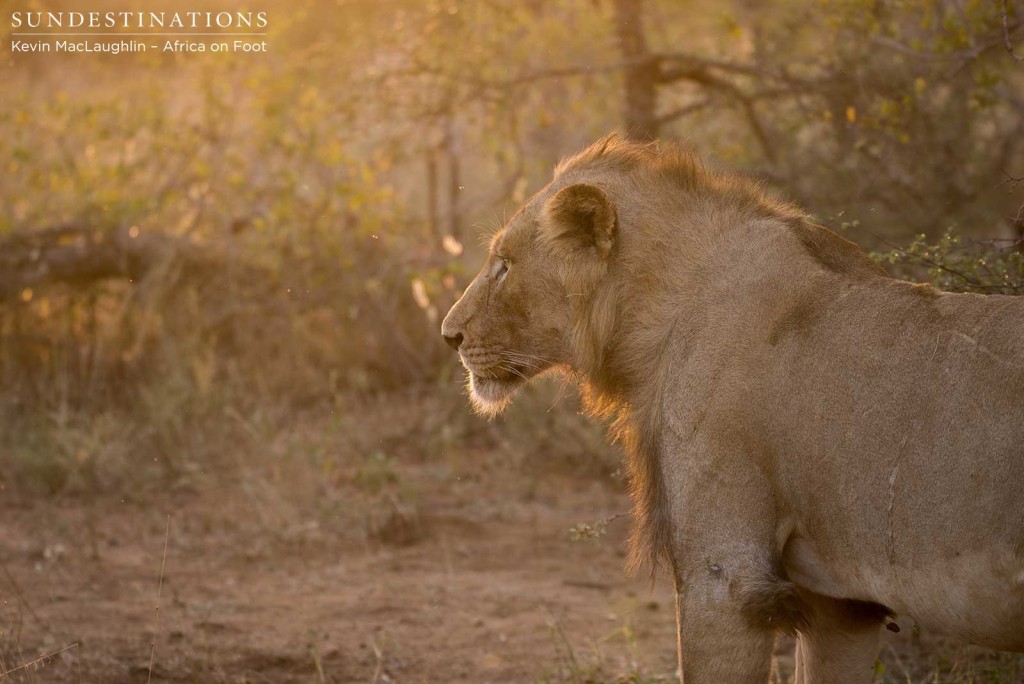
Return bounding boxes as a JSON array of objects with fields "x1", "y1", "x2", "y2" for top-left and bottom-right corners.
[
  {"x1": 0, "y1": 461, "x2": 680, "y2": 682},
  {"x1": 0, "y1": 397, "x2": 1021, "y2": 683}
]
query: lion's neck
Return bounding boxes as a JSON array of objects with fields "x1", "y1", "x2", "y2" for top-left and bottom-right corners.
[{"x1": 578, "y1": 207, "x2": 816, "y2": 408}]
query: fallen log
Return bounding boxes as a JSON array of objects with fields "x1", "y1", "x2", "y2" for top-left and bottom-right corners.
[{"x1": 0, "y1": 223, "x2": 220, "y2": 300}]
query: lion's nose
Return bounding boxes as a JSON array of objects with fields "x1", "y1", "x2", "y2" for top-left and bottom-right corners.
[{"x1": 443, "y1": 332, "x2": 464, "y2": 351}]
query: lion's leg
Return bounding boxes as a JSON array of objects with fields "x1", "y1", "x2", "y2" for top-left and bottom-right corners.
[
  {"x1": 793, "y1": 593, "x2": 884, "y2": 684},
  {"x1": 665, "y1": 464, "x2": 798, "y2": 682},
  {"x1": 658, "y1": 428, "x2": 806, "y2": 682},
  {"x1": 672, "y1": 566, "x2": 778, "y2": 683}
]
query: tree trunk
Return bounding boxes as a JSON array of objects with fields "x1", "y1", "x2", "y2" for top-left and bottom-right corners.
[
  {"x1": 443, "y1": 117, "x2": 461, "y2": 241},
  {"x1": 426, "y1": 148, "x2": 440, "y2": 239},
  {"x1": 613, "y1": 0, "x2": 659, "y2": 141}
]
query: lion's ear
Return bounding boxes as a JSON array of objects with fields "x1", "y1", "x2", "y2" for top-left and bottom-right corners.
[{"x1": 542, "y1": 183, "x2": 617, "y2": 260}]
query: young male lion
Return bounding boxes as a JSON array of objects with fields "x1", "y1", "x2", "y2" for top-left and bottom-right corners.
[{"x1": 440, "y1": 134, "x2": 1024, "y2": 683}]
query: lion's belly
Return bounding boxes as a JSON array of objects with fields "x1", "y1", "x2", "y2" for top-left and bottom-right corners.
[
  {"x1": 857, "y1": 556, "x2": 1024, "y2": 650},
  {"x1": 783, "y1": 525, "x2": 1024, "y2": 650},
  {"x1": 765, "y1": 314, "x2": 1024, "y2": 650}
]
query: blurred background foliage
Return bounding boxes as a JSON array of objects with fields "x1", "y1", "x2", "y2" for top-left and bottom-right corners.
[{"x1": 0, "y1": 0, "x2": 1021, "y2": 494}]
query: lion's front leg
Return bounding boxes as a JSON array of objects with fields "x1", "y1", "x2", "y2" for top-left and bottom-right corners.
[
  {"x1": 672, "y1": 565, "x2": 777, "y2": 683},
  {"x1": 663, "y1": 442, "x2": 799, "y2": 683}
]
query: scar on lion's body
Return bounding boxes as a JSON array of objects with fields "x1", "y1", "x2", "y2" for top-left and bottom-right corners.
[{"x1": 886, "y1": 434, "x2": 911, "y2": 566}]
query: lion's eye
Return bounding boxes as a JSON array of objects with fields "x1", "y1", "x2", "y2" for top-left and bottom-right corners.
[{"x1": 495, "y1": 258, "x2": 510, "y2": 282}]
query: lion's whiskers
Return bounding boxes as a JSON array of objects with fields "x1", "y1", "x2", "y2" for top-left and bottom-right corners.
[
  {"x1": 496, "y1": 362, "x2": 529, "y2": 381},
  {"x1": 499, "y1": 350, "x2": 556, "y2": 370}
]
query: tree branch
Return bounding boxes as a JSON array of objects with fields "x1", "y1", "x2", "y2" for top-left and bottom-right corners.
[
  {"x1": 1004, "y1": 0, "x2": 1024, "y2": 62},
  {"x1": 656, "y1": 63, "x2": 778, "y2": 162},
  {"x1": 655, "y1": 99, "x2": 711, "y2": 126}
]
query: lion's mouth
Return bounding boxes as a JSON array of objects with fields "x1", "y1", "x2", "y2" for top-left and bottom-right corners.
[
  {"x1": 467, "y1": 371, "x2": 525, "y2": 412},
  {"x1": 468, "y1": 362, "x2": 528, "y2": 382},
  {"x1": 457, "y1": 346, "x2": 556, "y2": 415},
  {"x1": 460, "y1": 359, "x2": 533, "y2": 414},
  {"x1": 459, "y1": 352, "x2": 533, "y2": 383}
]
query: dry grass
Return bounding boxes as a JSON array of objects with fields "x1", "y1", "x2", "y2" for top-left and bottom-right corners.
[{"x1": 1, "y1": 392, "x2": 1023, "y2": 682}]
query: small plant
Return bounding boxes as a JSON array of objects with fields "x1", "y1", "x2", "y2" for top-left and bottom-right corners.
[
  {"x1": 366, "y1": 493, "x2": 424, "y2": 547},
  {"x1": 354, "y1": 452, "x2": 399, "y2": 494},
  {"x1": 539, "y1": 615, "x2": 673, "y2": 684},
  {"x1": 872, "y1": 231, "x2": 1024, "y2": 294},
  {"x1": 569, "y1": 512, "x2": 627, "y2": 543}
]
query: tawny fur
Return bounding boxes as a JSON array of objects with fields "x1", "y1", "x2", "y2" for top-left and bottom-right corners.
[{"x1": 442, "y1": 134, "x2": 1024, "y2": 682}]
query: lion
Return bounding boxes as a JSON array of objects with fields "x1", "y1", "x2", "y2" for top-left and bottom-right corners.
[{"x1": 440, "y1": 134, "x2": 1024, "y2": 683}]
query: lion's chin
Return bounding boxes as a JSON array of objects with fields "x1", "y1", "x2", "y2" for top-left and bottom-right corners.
[{"x1": 468, "y1": 373, "x2": 525, "y2": 417}]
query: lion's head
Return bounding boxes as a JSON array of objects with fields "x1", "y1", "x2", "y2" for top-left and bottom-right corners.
[
  {"x1": 440, "y1": 176, "x2": 618, "y2": 415},
  {"x1": 440, "y1": 134, "x2": 823, "y2": 421},
  {"x1": 441, "y1": 133, "x2": 888, "y2": 581}
]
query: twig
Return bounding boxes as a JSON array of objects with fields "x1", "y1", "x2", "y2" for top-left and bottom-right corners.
[
  {"x1": 569, "y1": 511, "x2": 629, "y2": 542},
  {"x1": 309, "y1": 641, "x2": 327, "y2": 683},
  {"x1": 961, "y1": 236, "x2": 1024, "y2": 248},
  {"x1": 862, "y1": 228, "x2": 1024, "y2": 293},
  {"x1": 390, "y1": 53, "x2": 779, "y2": 90},
  {"x1": 655, "y1": 99, "x2": 711, "y2": 126},
  {"x1": 658, "y1": 52, "x2": 774, "y2": 78},
  {"x1": 657, "y1": 64, "x2": 779, "y2": 161},
  {"x1": 1003, "y1": 0, "x2": 1024, "y2": 62},
  {"x1": 0, "y1": 642, "x2": 79, "y2": 678},
  {"x1": 0, "y1": 563, "x2": 42, "y2": 625},
  {"x1": 146, "y1": 515, "x2": 171, "y2": 684},
  {"x1": 563, "y1": 579, "x2": 615, "y2": 591},
  {"x1": 1001, "y1": 169, "x2": 1024, "y2": 189},
  {"x1": 370, "y1": 638, "x2": 385, "y2": 684}
]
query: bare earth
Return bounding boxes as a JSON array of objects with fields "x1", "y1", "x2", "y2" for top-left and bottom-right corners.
[
  {"x1": 0, "y1": 438, "x2": 680, "y2": 682},
  {"x1": 0, "y1": 397, "x2": 1018, "y2": 683}
]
